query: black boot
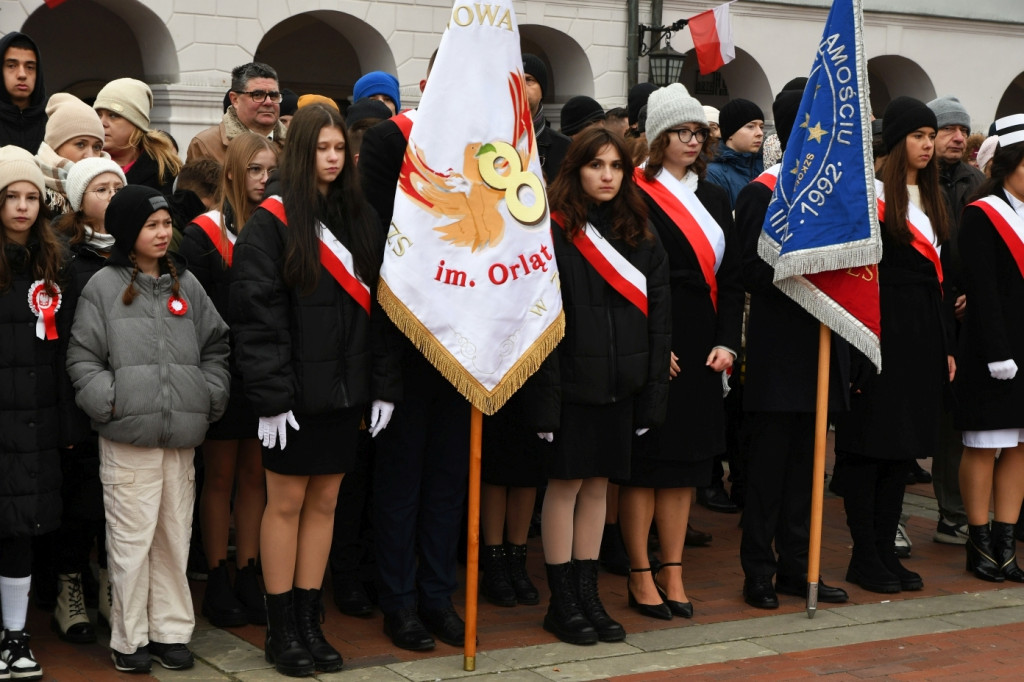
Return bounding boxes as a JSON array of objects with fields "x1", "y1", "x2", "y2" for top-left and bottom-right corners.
[
  {"x1": 874, "y1": 461, "x2": 923, "y2": 591},
  {"x1": 293, "y1": 588, "x2": 343, "y2": 672},
  {"x1": 599, "y1": 524, "x2": 629, "y2": 575},
  {"x1": 574, "y1": 559, "x2": 625, "y2": 642},
  {"x1": 235, "y1": 559, "x2": 267, "y2": 625},
  {"x1": 966, "y1": 523, "x2": 1004, "y2": 582},
  {"x1": 264, "y1": 591, "x2": 315, "y2": 677},
  {"x1": 842, "y1": 456, "x2": 900, "y2": 593},
  {"x1": 202, "y1": 560, "x2": 248, "y2": 627},
  {"x1": 505, "y1": 543, "x2": 539, "y2": 605},
  {"x1": 991, "y1": 521, "x2": 1024, "y2": 582},
  {"x1": 480, "y1": 545, "x2": 517, "y2": 606},
  {"x1": 542, "y1": 562, "x2": 598, "y2": 646}
]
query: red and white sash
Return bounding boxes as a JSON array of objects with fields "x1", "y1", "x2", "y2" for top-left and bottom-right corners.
[
  {"x1": 875, "y1": 180, "x2": 943, "y2": 286},
  {"x1": 971, "y1": 195, "x2": 1024, "y2": 280},
  {"x1": 191, "y1": 210, "x2": 235, "y2": 266},
  {"x1": 635, "y1": 168, "x2": 725, "y2": 310},
  {"x1": 752, "y1": 164, "x2": 781, "y2": 192},
  {"x1": 260, "y1": 196, "x2": 371, "y2": 315},
  {"x1": 553, "y1": 211, "x2": 647, "y2": 316}
]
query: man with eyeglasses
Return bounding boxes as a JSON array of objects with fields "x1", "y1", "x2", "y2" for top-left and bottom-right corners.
[{"x1": 187, "y1": 62, "x2": 286, "y2": 164}]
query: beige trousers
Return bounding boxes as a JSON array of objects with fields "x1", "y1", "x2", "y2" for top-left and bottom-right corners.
[{"x1": 99, "y1": 437, "x2": 196, "y2": 654}]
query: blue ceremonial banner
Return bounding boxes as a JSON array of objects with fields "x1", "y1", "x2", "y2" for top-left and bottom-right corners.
[{"x1": 757, "y1": 0, "x2": 882, "y2": 369}]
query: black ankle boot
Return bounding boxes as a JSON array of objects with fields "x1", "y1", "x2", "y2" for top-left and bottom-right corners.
[
  {"x1": 505, "y1": 543, "x2": 539, "y2": 605},
  {"x1": 966, "y1": 523, "x2": 1004, "y2": 582},
  {"x1": 480, "y1": 545, "x2": 517, "y2": 606},
  {"x1": 235, "y1": 559, "x2": 266, "y2": 625},
  {"x1": 264, "y1": 591, "x2": 315, "y2": 677},
  {"x1": 574, "y1": 559, "x2": 625, "y2": 642},
  {"x1": 842, "y1": 457, "x2": 901, "y2": 594},
  {"x1": 202, "y1": 560, "x2": 248, "y2": 627},
  {"x1": 543, "y1": 562, "x2": 598, "y2": 646},
  {"x1": 876, "y1": 544, "x2": 923, "y2": 591},
  {"x1": 991, "y1": 521, "x2": 1024, "y2": 582},
  {"x1": 293, "y1": 588, "x2": 343, "y2": 672}
]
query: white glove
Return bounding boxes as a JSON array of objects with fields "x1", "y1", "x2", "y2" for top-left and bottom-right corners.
[
  {"x1": 989, "y1": 359, "x2": 1018, "y2": 381},
  {"x1": 537, "y1": 432, "x2": 554, "y2": 442},
  {"x1": 369, "y1": 400, "x2": 395, "y2": 437},
  {"x1": 635, "y1": 428, "x2": 650, "y2": 437},
  {"x1": 259, "y1": 411, "x2": 299, "y2": 449}
]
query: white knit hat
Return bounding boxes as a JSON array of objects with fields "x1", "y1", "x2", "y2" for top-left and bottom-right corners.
[
  {"x1": 646, "y1": 84, "x2": 708, "y2": 144},
  {"x1": 93, "y1": 78, "x2": 152, "y2": 132},
  {"x1": 44, "y1": 93, "x2": 104, "y2": 152},
  {"x1": 0, "y1": 145, "x2": 45, "y2": 195},
  {"x1": 65, "y1": 157, "x2": 126, "y2": 212},
  {"x1": 703, "y1": 105, "x2": 720, "y2": 125}
]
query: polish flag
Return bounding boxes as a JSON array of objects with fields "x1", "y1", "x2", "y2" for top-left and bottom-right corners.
[
  {"x1": 44, "y1": 0, "x2": 67, "y2": 6},
  {"x1": 689, "y1": 1, "x2": 736, "y2": 75}
]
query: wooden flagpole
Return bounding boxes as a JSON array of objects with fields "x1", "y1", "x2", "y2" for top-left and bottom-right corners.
[
  {"x1": 806, "y1": 323, "x2": 831, "y2": 618},
  {"x1": 464, "y1": 406, "x2": 483, "y2": 670}
]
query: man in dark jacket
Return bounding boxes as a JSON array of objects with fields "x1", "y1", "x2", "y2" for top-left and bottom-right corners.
[
  {"x1": 925, "y1": 95, "x2": 985, "y2": 546},
  {"x1": 0, "y1": 32, "x2": 46, "y2": 152},
  {"x1": 522, "y1": 54, "x2": 570, "y2": 182}
]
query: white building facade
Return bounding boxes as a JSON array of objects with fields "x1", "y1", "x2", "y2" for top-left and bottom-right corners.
[{"x1": 5, "y1": 0, "x2": 1023, "y2": 152}]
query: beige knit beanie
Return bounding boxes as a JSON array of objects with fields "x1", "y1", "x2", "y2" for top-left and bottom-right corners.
[
  {"x1": 646, "y1": 84, "x2": 708, "y2": 144},
  {"x1": 0, "y1": 146, "x2": 46, "y2": 195},
  {"x1": 65, "y1": 157, "x2": 126, "y2": 212},
  {"x1": 93, "y1": 78, "x2": 152, "y2": 132},
  {"x1": 44, "y1": 93, "x2": 105, "y2": 151}
]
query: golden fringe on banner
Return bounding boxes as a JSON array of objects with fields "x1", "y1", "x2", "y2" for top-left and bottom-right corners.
[{"x1": 378, "y1": 279, "x2": 565, "y2": 415}]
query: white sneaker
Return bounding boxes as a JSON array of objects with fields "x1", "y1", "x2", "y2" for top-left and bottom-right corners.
[
  {"x1": 0, "y1": 630, "x2": 41, "y2": 681},
  {"x1": 894, "y1": 523, "x2": 912, "y2": 558}
]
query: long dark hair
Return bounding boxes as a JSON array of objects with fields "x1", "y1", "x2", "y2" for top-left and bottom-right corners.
[
  {"x1": 879, "y1": 131, "x2": 950, "y2": 245},
  {"x1": 0, "y1": 188, "x2": 63, "y2": 292},
  {"x1": 548, "y1": 127, "x2": 650, "y2": 246},
  {"x1": 973, "y1": 142, "x2": 1024, "y2": 202},
  {"x1": 279, "y1": 104, "x2": 381, "y2": 294},
  {"x1": 645, "y1": 128, "x2": 710, "y2": 181}
]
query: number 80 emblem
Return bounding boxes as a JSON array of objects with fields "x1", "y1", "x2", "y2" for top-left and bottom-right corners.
[{"x1": 476, "y1": 141, "x2": 546, "y2": 224}]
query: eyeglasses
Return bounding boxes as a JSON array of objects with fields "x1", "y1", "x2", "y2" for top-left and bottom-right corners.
[
  {"x1": 85, "y1": 185, "x2": 123, "y2": 200},
  {"x1": 246, "y1": 165, "x2": 275, "y2": 180},
  {"x1": 668, "y1": 127, "x2": 710, "y2": 144},
  {"x1": 235, "y1": 90, "x2": 283, "y2": 104}
]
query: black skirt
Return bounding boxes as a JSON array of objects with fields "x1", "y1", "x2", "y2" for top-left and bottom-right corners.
[
  {"x1": 205, "y1": 377, "x2": 259, "y2": 441},
  {"x1": 618, "y1": 435, "x2": 714, "y2": 488},
  {"x1": 262, "y1": 407, "x2": 362, "y2": 475},
  {"x1": 481, "y1": 409, "x2": 545, "y2": 488},
  {"x1": 545, "y1": 400, "x2": 632, "y2": 481}
]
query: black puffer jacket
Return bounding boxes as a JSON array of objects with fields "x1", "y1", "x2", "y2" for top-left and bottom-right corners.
[
  {"x1": 229, "y1": 201, "x2": 399, "y2": 417},
  {"x1": 0, "y1": 32, "x2": 46, "y2": 152},
  {"x1": 0, "y1": 240, "x2": 64, "y2": 537},
  {"x1": 551, "y1": 205, "x2": 671, "y2": 428}
]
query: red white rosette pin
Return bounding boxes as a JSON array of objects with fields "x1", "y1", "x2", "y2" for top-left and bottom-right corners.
[
  {"x1": 168, "y1": 295, "x2": 188, "y2": 316},
  {"x1": 28, "y1": 280, "x2": 61, "y2": 340}
]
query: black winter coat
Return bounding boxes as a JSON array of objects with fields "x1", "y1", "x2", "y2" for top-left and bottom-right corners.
[
  {"x1": 551, "y1": 206, "x2": 671, "y2": 428},
  {"x1": 938, "y1": 160, "x2": 985, "y2": 301},
  {"x1": 126, "y1": 150, "x2": 176, "y2": 196},
  {"x1": 229, "y1": 201, "x2": 398, "y2": 417},
  {"x1": 734, "y1": 177, "x2": 851, "y2": 414},
  {"x1": 954, "y1": 190, "x2": 1024, "y2": 431},
  {"x1": 0, "y1": 240, "x2": 64, "y2": 537},
  {"x1": 0, "y1": 33, "x2": 46, "y2": 152},
  {"x1": 642, "y1": 177, "x2": 742, "y2": 460}
]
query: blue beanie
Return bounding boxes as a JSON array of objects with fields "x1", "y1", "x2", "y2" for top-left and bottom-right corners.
[{"x1": 353, "y1": 71, "x2": 400, "y2": 111}]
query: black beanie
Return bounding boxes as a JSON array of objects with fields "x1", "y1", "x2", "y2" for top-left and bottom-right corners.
[
  {"x1": 720, "y1": 98, "x2": 765, "y2": 142},
  {"x1": 773, "y1": 78, "x2": 807, "y2": 152},
  {"x1": 882, "y1": 96, "x2": 937, "y2": 153},
  {"x1": 346, "y1": 97, "x2": 393, "y2": 128},
  {"x1": 561, "y1": 96, "x2": 606, "y2": 136},
  {"x1": 106, "y1": 185, "x2": 171, "y2": 263},
  {"x1": 523, "y1": 54, "x2": 548, "y2": 98},
  {"x1": 280, "y1": 88, "x2": 299, "y2": 117},
  {"x1": 637, "y1": 104, "x2": 648, "y2": 134},
  {"x1": 628, "y1": 82, "x2": 658, "y2": 126}
]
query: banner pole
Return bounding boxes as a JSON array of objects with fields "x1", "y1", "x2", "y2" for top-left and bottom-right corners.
[
  {"x1": 806, "y1": 323, "x2": 831, "y2": 618},
  {"x1": 464, "y1": 406, "x2": 483, "y2": 670}
]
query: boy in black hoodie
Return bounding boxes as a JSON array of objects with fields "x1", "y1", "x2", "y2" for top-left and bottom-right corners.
[{"x1": 0, "y1": 32, "x2": 46, "y2": 152}]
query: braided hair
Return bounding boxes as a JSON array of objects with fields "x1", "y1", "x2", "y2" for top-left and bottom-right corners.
[{"x1": 122, "y1": 253, "x2": 181, "y2": 305}]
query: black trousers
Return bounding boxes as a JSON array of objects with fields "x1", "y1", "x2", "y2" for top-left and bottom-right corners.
[
  {"x1": 330, "y1": 431, "x2": 374, "y2": 583},
  {"x1": 739, "y1": 411, "x2": 814, "y2": 580},
  {"x1": 372, "y1": 359, "x2": 470, "y2": 614}
]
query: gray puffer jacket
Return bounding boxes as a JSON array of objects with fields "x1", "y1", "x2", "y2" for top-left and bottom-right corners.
[{"x1": 66, "y1": 264, "x2": 230, "y2": 448}]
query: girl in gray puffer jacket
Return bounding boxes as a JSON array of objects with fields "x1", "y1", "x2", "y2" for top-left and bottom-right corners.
[{"x1": 66, "y1": 185, "x2": 229, "y2": 674}]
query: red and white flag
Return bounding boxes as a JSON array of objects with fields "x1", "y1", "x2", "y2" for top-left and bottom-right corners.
[
  {"x1": 44, "y1": 0, "x2": 67, "y2": 7},
  {"x1": 689, "y1": 1, "x2": 737, "y2": 75}
]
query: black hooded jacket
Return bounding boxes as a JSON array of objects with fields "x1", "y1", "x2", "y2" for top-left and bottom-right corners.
[{"x1": 0, "y1": 32, "x2": 46, "y2": 152}]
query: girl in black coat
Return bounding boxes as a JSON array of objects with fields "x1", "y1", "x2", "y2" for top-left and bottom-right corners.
[
  {"x1": 541, "y1": 127, "x2": 671, "y2": 646},
  {"x1": 835, "y1": 97, "x2": 954, "y2": 594},
  {"x1": 954, "y1": 122, "x2": 1024, "y2": 582},
  {"x1": 619, "y1": 84, "x2": 742, "y2": 621},
  {"x1": 180, "y1": 133, "x2": 278, "y2": 627},
  {"x1": 0, "y1": 147, "x2": 68, "y2": 680},
  {"x1": 229, "y1": 104, "x2": 391, "y2": 676}
]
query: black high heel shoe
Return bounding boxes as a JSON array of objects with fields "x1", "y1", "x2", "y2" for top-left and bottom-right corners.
[
  {"x1": 653, "y1": 563, "x2": 693, "y2": 619},
  {"x1": 626, "y1": 568, "x2": 672, "y2": 621}
]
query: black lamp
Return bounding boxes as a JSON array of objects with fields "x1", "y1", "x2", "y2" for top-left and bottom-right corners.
[{"x1": 638, "y1": 19, "x2": 688, "y2": 87}]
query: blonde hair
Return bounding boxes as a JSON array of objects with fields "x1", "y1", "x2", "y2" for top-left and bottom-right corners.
[{"x1": 128, "y1": 127, "x2": 183, "y2": 186}]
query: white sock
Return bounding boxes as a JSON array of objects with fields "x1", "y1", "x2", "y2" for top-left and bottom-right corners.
[{"x1": 0, "y1": 575, "x2": 31, "y2": 631}]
